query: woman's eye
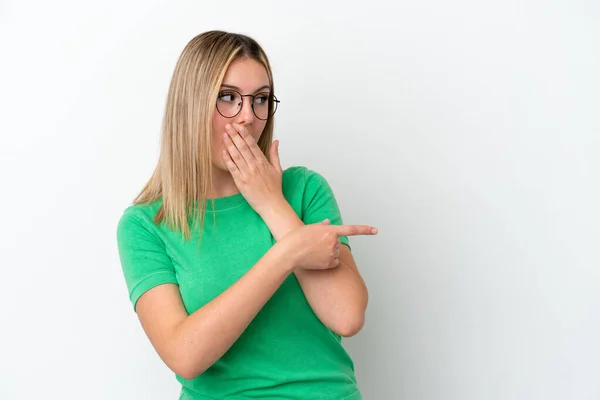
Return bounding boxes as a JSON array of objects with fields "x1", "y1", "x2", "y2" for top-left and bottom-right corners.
[
  {"x1": 218, "y1": 92, "x2": 235, "y2": 102},
  {"x1": 255, "y1": 94, "x2": 269, "y2": 105}
]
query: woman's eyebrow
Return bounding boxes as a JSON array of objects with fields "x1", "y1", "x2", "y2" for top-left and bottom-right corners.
[{"x1": 220, "y1": 83, "x2": 271, "y2": 93}]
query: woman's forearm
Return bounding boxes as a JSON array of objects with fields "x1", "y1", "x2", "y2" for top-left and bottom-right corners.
[
  {"x1": 171, "y1": 243, "x2": 294, "y2": 379},
  {"x1": 259, "y1": 200, "x2": 368, "y2": 337},
  {"x1": 293, "y1": 259, "x2": 368, "y2": 337}
]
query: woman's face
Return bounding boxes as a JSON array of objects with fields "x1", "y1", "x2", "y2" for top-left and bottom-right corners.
[{"x1": 212, "y1": 57, "x2": 270, "y2": 171}]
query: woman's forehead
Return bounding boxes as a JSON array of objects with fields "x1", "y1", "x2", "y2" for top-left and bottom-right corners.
[{"x1": 221, "y1": 58, "x2": 269, "y2": 92}]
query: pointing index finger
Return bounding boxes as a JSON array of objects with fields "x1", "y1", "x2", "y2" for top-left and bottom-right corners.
[{"x1": 333, "y1": 225, "x2": 378, "y2": 237}]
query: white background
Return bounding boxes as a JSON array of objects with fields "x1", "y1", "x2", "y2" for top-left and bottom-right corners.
[{"x1": 1, "y1": 1, "x2": 599, "y2": 399}]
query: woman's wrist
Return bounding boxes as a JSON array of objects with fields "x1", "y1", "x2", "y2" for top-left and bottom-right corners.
[
  {"x1": 269, "y1": 238, "x2": 298, "y2": 274},
  {"x1": 258, "y1": 197, "x2": 304, "y2": 241}
]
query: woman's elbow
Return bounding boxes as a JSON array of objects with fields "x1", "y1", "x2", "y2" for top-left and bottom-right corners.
[
  {"x1": 164, "y1": 344, "x2": 209, "y2": 380},
  {"x1": 169, "y1": 357, "x2": 208, "y2": 381},
  {"x1": 176, "y1": 367, "x2": 202, "y2": 381},
  {"x1": 337, "y1": 314, "x2": 365, "y2": 338}
]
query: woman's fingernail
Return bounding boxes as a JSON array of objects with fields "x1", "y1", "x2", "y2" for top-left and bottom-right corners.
[
  {"x1": 371, "y1": 228, "x2": 378, "y2": 234},
  {"x1": 225, "y1": 124, "x2": 232, "y2": 130}
]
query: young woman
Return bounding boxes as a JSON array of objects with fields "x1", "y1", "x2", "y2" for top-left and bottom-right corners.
[{"x1": 116, "y1": 30, "x2": 378, "y2": 400}]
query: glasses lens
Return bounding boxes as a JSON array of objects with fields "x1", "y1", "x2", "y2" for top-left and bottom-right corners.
[
  {"x1": 216, "y1": 91, "x2": 242, "y2": 118},
  {"x1": 253, "y1": 92, "x2": 274, "y2": 120}
]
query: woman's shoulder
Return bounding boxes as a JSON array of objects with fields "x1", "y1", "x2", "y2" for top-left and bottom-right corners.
[
  {"x1": 282, "y1": 165, "x2": 327, "y2": 182},
  {"x1": 117, "y1": 198, "x2": 164, "y2": 233},
  {"x1": 282, "y1": 165, "x2": 331, "y2": 189},
  {"x1": 281, "y1": 165, "x2": 336, "y2": 208},
  {"x1": 282, "y1": 165, "x2": 306, "y2": 178},
  {"x1": 282, "y1": 165, "x2": 308, "y2": 192}
]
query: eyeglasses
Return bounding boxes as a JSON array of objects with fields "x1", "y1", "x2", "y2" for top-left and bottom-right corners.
[{"x1": 216, "y1": 90, "x2": 280, "y2": 120}]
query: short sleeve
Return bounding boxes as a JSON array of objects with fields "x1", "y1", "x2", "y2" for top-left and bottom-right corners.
[
  {"x1": 301, "y1": 168, "x2": 351, "y2": 250},
  {"x1": 116, "y1": 207, "x2": 178, "y2": 311}
]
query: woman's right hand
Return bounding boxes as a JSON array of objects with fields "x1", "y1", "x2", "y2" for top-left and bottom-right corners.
[{"x1": 280, "y1": 219, "x2": 378, "y2": 271}]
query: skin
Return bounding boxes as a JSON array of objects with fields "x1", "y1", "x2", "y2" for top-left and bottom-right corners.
[
  {"x1": 210, "y1": 57, "x2": 270, "y2": 199},
  {"x1": 134, "y1": 57, "x2": 378, "y2": 380}
]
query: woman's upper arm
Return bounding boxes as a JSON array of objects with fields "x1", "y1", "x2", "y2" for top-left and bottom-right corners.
[
  {"x1": 116, "y1": 208, "x2": 179, "y2": 309},
  {"x1": 338, "y1": 245, "x2": 367, "y2": 291},
  {"x1": 116, "y1": 208, "x2": 188, "y2": 373},
  {"x1": 135, "y1": 283, "x2": 189, "y2": 374}
]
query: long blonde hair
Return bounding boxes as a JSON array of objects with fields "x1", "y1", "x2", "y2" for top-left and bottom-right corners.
[{"x1": 133, "y1": 31, "x2": 276, "y2": 242}]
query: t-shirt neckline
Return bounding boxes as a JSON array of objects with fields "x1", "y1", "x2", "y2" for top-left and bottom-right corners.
[{"x1": 203, "y1": 191, "x2": 248, "y2": 212}]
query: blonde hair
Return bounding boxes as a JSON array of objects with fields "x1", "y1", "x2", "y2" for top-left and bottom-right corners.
[{"x1": 133, "y1": 31, "x2": 276, "y2": 242}]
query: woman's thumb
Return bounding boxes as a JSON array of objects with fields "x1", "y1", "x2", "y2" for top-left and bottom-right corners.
[{"x1": 270, "y1": 140, "x2": 282, "y2": 172}]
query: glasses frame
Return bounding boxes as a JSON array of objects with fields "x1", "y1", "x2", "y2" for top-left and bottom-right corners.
[{"x1": 216, "y1": 89, "x2": 280, "y2": 121}]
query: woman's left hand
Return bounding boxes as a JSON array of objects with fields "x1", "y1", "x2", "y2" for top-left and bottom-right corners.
[{"x1": 222, "y1": 123, "x2": 284, "y2": 215}]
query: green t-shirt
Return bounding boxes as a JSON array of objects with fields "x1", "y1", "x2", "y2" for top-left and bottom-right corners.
[{"x1": 116, "y1": 166, "x2": 361, "y2": 400}]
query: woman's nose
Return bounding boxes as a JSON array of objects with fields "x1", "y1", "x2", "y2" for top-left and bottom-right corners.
[{"x1": 236, "y1": 96, "x2": 255, "y2": 125}]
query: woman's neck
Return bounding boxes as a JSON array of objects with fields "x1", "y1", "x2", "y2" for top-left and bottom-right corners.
[{"x1": 207, "y1": 168, "x2": 240, "y2": 199}]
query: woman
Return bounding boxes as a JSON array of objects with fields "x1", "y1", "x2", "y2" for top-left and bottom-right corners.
[{"x1": 116, "y1": 30, "x2": 378, "y2": 399}]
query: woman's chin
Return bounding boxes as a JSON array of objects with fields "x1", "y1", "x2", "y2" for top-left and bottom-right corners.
[{"x1": 212, "y1": 160, "x2": 231, "y2": 174}]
